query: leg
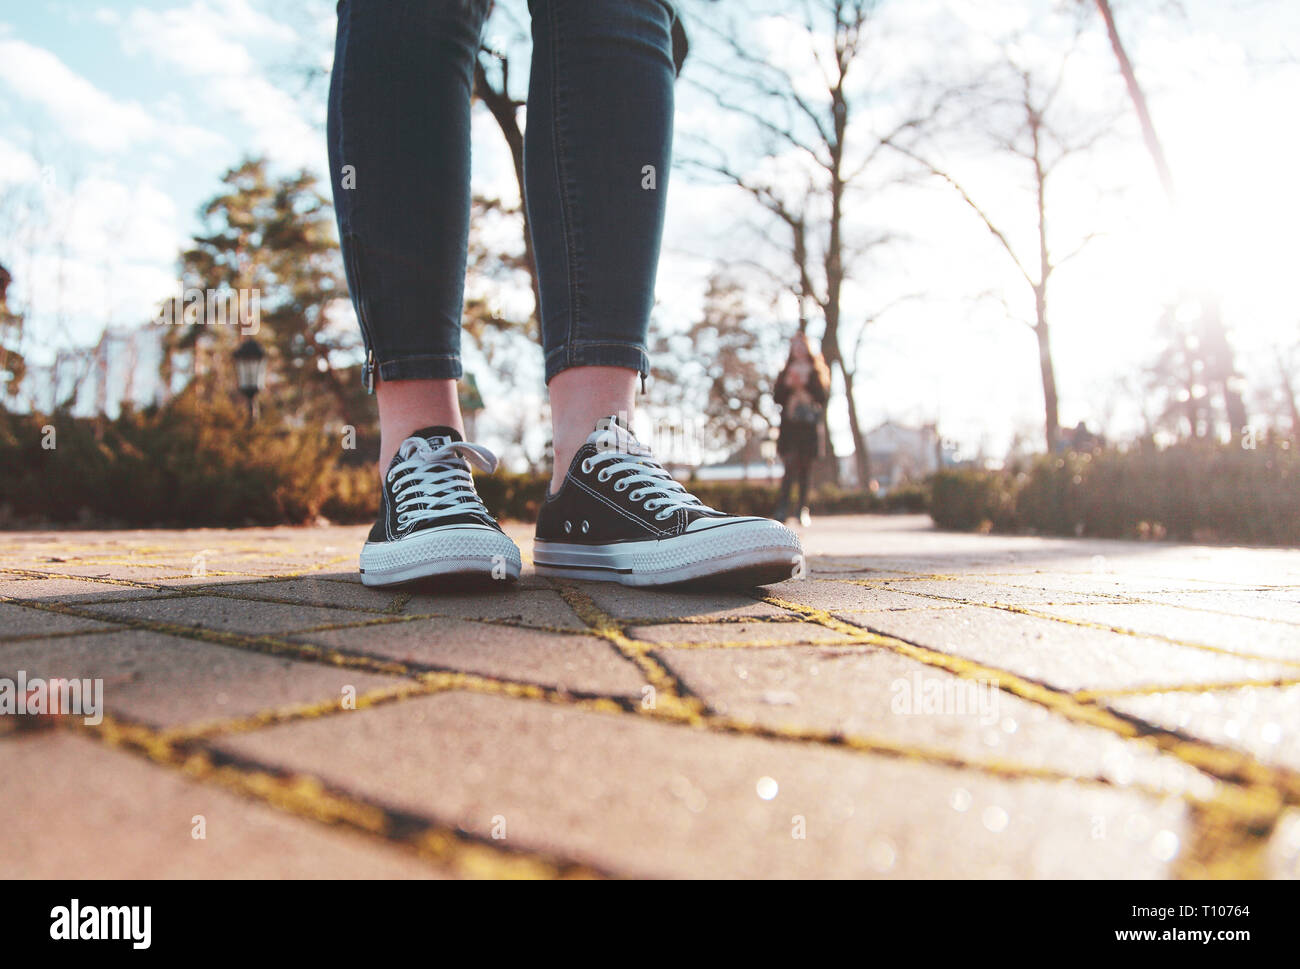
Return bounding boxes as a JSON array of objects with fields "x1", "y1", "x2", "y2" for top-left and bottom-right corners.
[
  {"x1": 328, "y1": 0, "x2": 491, "y2": 473},
  {"x1": 524, "y1": 0, "x2": 677, "y2": 483},
  {"x1": 797, "y1": 454, "x2": 812, "y2": 511},
  {"x1": 526, "y1": 1, "x2": 802, "y2": 588},
  {"x1": 774, "y1": 459, "x2": 794, "y2": 520},
  {"x1": 377, "y1": 380, "x2": 463, "y2": 471},
  {"x1": 330, "y1": 0, "x2": 519, "y2": 587}
]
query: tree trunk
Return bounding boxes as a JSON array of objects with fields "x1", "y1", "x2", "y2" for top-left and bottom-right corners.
[
  {"x1": 1035, "y1": 287, "x2": 1061, "y2": 452},
  {"x1": 1093, "y1": 0, "x2": 1176, "y2": 201},
  {"x1": 839, "y1": 361, "x2": 872, "y2": 488}
]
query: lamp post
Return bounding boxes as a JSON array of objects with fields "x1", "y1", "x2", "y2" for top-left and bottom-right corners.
[{"x1": 233, "y1": 338, "x2": 266, "y2": 424}]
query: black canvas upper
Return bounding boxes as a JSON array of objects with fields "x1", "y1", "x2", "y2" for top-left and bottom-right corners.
[
  {"x1": 368, "y1": 425, "x2": 504, "y2": 543},
  {"x1": 535, "y1": 416, "x2": 734, "y2": 545}
]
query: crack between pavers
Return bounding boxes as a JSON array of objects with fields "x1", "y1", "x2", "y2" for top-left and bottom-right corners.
[
  {"x1": 761, "y1": 592, "x2": 1295, "y2": 879},
  {"x1": 853, "y1": 583, "x2": 1300, "y2": 669},
  {"x1": 63, "y1": 713, "x2": 606, "y2": 880}
]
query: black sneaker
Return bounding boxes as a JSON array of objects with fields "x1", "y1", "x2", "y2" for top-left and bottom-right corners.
[
  {"x1": 359, "y1": 426, "x2": 521, "y2": 587},
  {"x1": 534, "y1": 416, "x2": 803, "y2": 587}
]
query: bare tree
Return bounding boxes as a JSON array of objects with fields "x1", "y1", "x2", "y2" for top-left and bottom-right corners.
[
  {"x1": 678, "y1": 0, "x2": 948, "y2": 488},
  {"x1": 887, "y1": 53, "x2": 1113, "y2": 453},
  {"x1": 472, "y1": 6, "x2": 540, "y2": 328}
]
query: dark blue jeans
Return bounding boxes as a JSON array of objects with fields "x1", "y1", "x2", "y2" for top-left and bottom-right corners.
[{"x1": 328, "y1": 0, "x2": 684, "y2": 391}]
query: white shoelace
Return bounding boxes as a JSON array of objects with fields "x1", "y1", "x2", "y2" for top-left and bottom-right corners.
[
  {"x1": 583, "y1": 449, "x2": 718, "y2": 521},
  {"x1": 388, "y1": 438, "x2": 498, "y2": 528}
]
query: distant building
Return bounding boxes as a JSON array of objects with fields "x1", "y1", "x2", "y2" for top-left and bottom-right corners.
[
  {"x1": 19, "y1": 324, "x2": 165, "y2": 417},
  {"x1": 855, "y1": 420, "x2": 956, "y2": 493},
  {"x1": 686, "y1": 430, "x2": 782, "y2": 483}
]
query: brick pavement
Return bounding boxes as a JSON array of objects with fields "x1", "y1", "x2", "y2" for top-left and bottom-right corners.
[{"x1": 1, "y1": 515, "x2": 1297, "y2": 878}]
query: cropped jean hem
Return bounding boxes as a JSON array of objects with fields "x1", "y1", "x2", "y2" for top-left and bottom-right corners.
[
  {"x1": 544, "y1": 340, "x2": 649, "y2": 385},
  {"x1": 377, "y1": 353, "x2": 463, "y2": 383}
]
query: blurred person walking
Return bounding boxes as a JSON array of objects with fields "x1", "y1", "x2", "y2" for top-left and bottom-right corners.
[{"x1": 772, "y1": 328, "x2": 830, "y2": 527}]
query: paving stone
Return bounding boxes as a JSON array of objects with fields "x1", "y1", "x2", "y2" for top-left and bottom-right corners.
[
  {"x1": 0, "y1": 733, "x2": 444, "y2": 878},
  {"x1": 0, "y1": 602, "x2": 118, "y2": 638},
  {"x1": 400, "y1": 588, "x2": 587, "y2": 630},
  {"x1": 293, "y1": 618, "x2": 644, "y2": 697},
  {"x1": 88, "y1": 594, "x2": 378, "y2": 635},
  {"x1": 660, "y1": 645, "x2": 1215, "y2": 798},
  {"x1": 763, "y1": 578, "x2": 946, "y2": 613},
  {"x1": 0, "y1": 630, "x2": 403, "y2": 727},
  {"x1": 0, "y1": 575, "x2": 176, "y2": 603},
  {"x1": 224, "y1": 576, "x2": 400, "y2": 612},
  {"x1": 1109, "y1": 684, "x2": 1300, "y2": 773},
  {"x1": 855, "y1": 578, "x2": 1119, "y2": 607},
  {"x1": 1137, "y1": 590, "x2": 1300, "y2": 624},
  {"x1": 628, "y1": 621, "x2": 857, "y2": 647},
  {"x1": 213, "y1": 691, "x2": 1190, "y2": 878},
  {"x1": 569, "y1": 581, "x2": 789, "y2": 621},
  {"x1": 849, "y1": 607, "x2": 1296, "y2": 693},
  {"x1": 989, "y1": 571, "x2": 1269, "y2": 597},
  {"x1": 21, "y1": 564, "x2": 204, "y2": 582},
  {"x1": 1032, "y1": 603, "x2": 1300, "y2": 662}
]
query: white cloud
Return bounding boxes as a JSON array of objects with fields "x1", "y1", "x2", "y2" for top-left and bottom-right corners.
[
  {"x1": 115, "y1": 0, "x2": 321, "y2": 169},
  {"x1": 0, "y1": 39, "x2": 163, "y2": 152}
]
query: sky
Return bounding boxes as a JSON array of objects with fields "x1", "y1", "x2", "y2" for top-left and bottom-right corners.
[{"x1": 1, "y1": 0, "x2": 1297, "y2": 465}]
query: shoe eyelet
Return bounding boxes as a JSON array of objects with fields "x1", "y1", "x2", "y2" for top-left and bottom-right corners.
[
  {"x1": 597, "y1": 470, "x2": 611, "y2": 482},
  {"x1": 614, "y1": 480, "x2": 628, "y2": 492},
  {"x1": 581, "y1": 459, "x2": 593, "y2": 474},
  {"x1": 563, "y1": 520, "x2": 572, "y2": 534},
  {"x1": 655, "y1": 510, "x2": 671, "y2": 521},
  {"x1": 580, "y1": 520, "x2": 589, "y2": 534}
]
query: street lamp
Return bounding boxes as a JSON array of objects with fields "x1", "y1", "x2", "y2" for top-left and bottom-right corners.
[{"x1": 233, "y1": 338, "x2": 266, "y2": 424}]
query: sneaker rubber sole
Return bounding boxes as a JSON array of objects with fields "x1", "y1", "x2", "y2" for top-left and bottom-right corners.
[
  {"x1": 359, "y1": 525, "x2": 522, "y2": 587},
  {"x1": 533, "y1": 518, "x2": 802, "y2": 588}
]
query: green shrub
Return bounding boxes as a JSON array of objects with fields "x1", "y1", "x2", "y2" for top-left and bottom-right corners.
[
  {"x1": 929, "y1": 440, "x2": 1299, "y2": 545},
  {"x1": 928, "y1": 469, "x2": 1016, "y2": 532},
  {"x1": 881, "y1": 481, "x2": 929, "y2": 514},
  {"x1": 1, "y1": 391, "x2": 341, "y2": 527}
]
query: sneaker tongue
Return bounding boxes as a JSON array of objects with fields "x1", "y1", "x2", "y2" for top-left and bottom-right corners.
[
  {"x1": 410, "y1": 425, "x2": 463, "y2": 444},
  {"x1": 398, "y1": 425, "x2": 463, "y2": 462},
  {"x1": 589, "y1": 414, "x2": 651, "y2": 456}
]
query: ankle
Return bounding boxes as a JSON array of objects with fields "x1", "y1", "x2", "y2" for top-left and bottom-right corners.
[
  {"x1": 376, "y1": 378, "x2": 463, "y2": 472},
  {"x1": 547, "y1": 366, "x2": 638, "y2": 492}
]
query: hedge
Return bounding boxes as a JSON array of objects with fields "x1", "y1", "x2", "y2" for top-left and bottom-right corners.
[
  {"x1": 0, "y1": 398, "x2": 903, "y2": 527},
  {"x1": 928, "y1": 441, "x2": 1299, "y2": 545}
]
